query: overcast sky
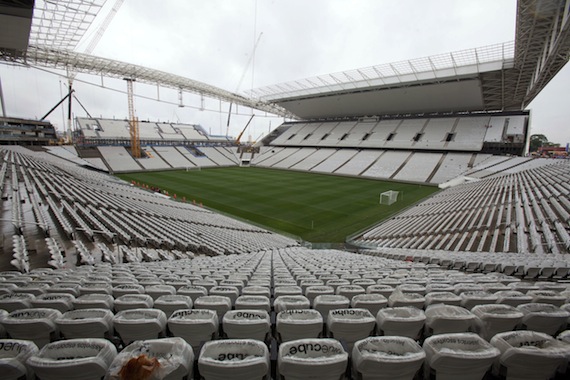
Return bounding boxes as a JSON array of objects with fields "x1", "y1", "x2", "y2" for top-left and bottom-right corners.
[{"x1": 1, "y1": 0, "x2": 568, "y2": 144}]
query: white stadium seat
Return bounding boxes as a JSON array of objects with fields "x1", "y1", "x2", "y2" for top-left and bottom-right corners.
[
  {"x1": 0, "y1": 293, "x2": 35, "y2": 312},
  {"x1": 234, "y1": 295, "x2": 271, "y2": 312},
  {"x1": 423, "y1": 333, "x2": 500, "y2": 380},
  {"x1": 168, "y1": 309, "x2": 219, "y2": 353},
  {"x1": 352, "y1": 336, "x2": 425, "y2": 380},
  {"x1": 113, "y1": 294, "x2": 154, "y2": 312},
  {"x1": 425, "y1": 291, "x2": 462, "y2": 307},
  {"x1": 350, "y1": 293, "x2": 388, "y2": 316},
  {"x1": 274, "y1": 295, "x2": 311, "y2": 313},
  {"x1": 176, "y1": 285, "x2": 208, "y2": 302},
  {"x1": 1, "y1": 308, "x2": 62, "y2": 348},
  {"x1": 222, "y1": 309, "x2": 270, "y2": 341},
  {"x1": 107, "y1": 337, "x2": 194, "y2": 380},
  {"x1": 471, "y1": 304, "x2": 524, "y2": 341},
  {"x1": 0, "y1": 339, "x2": 39, "y2": 380},
  {"x1": 72, "y1": 294, "x2": 114, "y2": 310},
  {"x1": 376, "y1": 306, "x2": 426, "y2": 339},
  {"x1": 113, "y1": 308, "x2": 167, "y2": 344},
  {"x1": 517, "y1": 303, "x2": 570, "y2": 336},
  {"x1": 327, "y1": 308, "x2": 376, "y2": 350},
  {"x1": 31, "y1": 293, "x2": 75, "y2": 313},
  {"x1": 26, "y1": 338, "x2": 117, "y2": 380},
  {"x1": 55, "y1": 308, "x2": 114, "y2": 339},
  {"x1": 153, "y1": 294, "x2": 193, "y2": 318},
  {"x1": 198, "y1": 339, "x2": 270, "y2": 380},
  {"x1": 491, "y1": 331, "x2": 570, "y2": 379},
  {"x1": 424, "y1": 304, "x2": 481, "y2": 336},
  {"x1": 276, "y1": 309, "x2": 323, "y2": 343},
  {"x1": 194, "y1": 295, "x2": 232, "y2": 319},
  {"x1": 209, "y1": 286, "x2": 241, "y2": 306},
  {"x1": 313, "y1": 295, "x2": 350, "y2": 322},
  {"x1": 278, "y1": 338, "x2": 348, "y2": 380},
  {"x1": 144, "y1": 284, "x2": 176, "y2": 301}
]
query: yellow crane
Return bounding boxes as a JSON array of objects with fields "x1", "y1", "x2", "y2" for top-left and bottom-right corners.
[{"x1": 236, "y1": 114, "x2": 255, "y2": 145}]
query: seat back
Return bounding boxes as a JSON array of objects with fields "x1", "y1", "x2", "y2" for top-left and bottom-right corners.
[
  {"x1": 0, "y1": 339, "x2": 39, "y2": 380},
  {"x1": 276, "y1": 309, "x2": 323, "y2": 343},
  {"x1": 278, "y1": 338, "x2": 348, "y2": 380},
  {"x1": 1, "y1": 308, "x2": 62, "y2": 348},
  {"x1": 222, "y1": 309, "x2": 270, "y2": 341},
  {"x1": 352, "y1": 336, "x2": 425, "y2": 380},
  {"x1": 26, "y1": 338, "x2": 117, "y2": 380},
  {"x1": 55, "y1": 308, "x2": 114, "y2": 339},
  {"x1": 107, "y1": 337, "x2": 193, "y2": 380},
  {"x1": 198, "y1": 339, "x2": 269, "y2": 380},
  {"x1": 113, "y1": 308, "x2": 167, "y2": 344},
  {"x1": 423, "y1": 333, "x2": 499, "y2": 380},
  {"x1": 376, "y1": 306, "x2": 425, "y2": 339}
]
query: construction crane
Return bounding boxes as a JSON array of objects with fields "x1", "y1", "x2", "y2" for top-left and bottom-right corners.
[
  {"x1": 125, "y1": 78, "x2": 141, "y2": 158},
  {"x1": 226, "y1": 32, "x2": 263, "y2": 137},
  {"x1": 236, "y1": 114, "x2": 255, "y2": 145},
  {"x1": 65, "y1": 0, "x2": 125, "y2": 141}
]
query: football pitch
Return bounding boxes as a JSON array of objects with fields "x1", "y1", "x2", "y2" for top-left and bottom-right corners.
[{"x1": 118, "y1": 167, "x2": 439, "y2": 243}]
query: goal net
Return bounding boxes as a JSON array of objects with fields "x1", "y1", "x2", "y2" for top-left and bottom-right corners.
[{"x1": 379, "y1": 190, "x2": 399, "y2": 205}]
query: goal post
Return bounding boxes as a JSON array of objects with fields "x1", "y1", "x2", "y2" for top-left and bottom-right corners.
[{"x1": 379, "y1": 190, "x2": 400, "y2": 205}]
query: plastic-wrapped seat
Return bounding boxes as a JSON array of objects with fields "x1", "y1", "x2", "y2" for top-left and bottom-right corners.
[
  {"x1": 209, "y1": 286, "x2": 240, "y2": 306},
  {"x1": 114, "y1": 294, "x2": 154, "y2": 312},
  {"x1": 194, "y1": 295, "x2": 232, "y2": 319},
  {"x1": 527, "y1": 290, "x2": 567, "y2": 307},
  {"x1": 176, "y1": 285, "x2": 208, "y2": 302},
  {"x1": 46, "y1": 283, "x2": 80, "y2": 297},
  {"x1": 517, "y1": 303, "x2": 570, "y2": 336},
  {"x1": 313, "y1": 295, "x2": 350, "y2": 322},
  {"x1": 242, "y1": 285, "x2": 271, "y2": 298},
  {"x1": 113, "y1": 308, "x2": 167, "y2": 344},
  {"x1": 78, "y1": 282, "x2": 112, "y2": 296},
  {"x1": 234, "y1": 295, "x2": 270, "y2": 312},
  {"x1": 460, "y1": 291, "x2": 498, "y2": 310},
  {"x1": 1, "y1": 308, "x2": 61, "y2": 348},
  {"x1": 26, "y1": 338, "x2": 116, "y2": 380},
  {"x1": 55, "y1": 308, "x2": 114, "y2": 339},
  {"x1": 491, "y1": 330, "x2": 570, "y2": 380},
  {"x1": 366, "y1": 284, "x2": 395, "y2": 298},
  {"x1": 471, "y1": 304, "x2": 524, "y2": 341},
  {"x1": 274, "y1": 295, "x2": 310, "y2": 313},
  {"x1": 112, "y1": 283, "x2": 144, "y2": 298},
  {"x1": 388, "y1": 290, "x2": 425, "y2": 308},
  {"x1": 274, "y1": 286, "x2": 303, "y2": 298},
  {"x1": 222, "y1": 309, "x2": 270, "y2": 341},
  {"x1": 423, "y1": 333, "x2": 500, "y2": 380},
  {"x1": 425, "y1": 291, "x2": 462, "y2": 307},
  {"x1": 72, "y1": 294, "x2": 114, "y2": 310},
  {"x1": 0, "y1": 339, "x2": 38, "y2": 380},
  {"x1": 276, "y1": 309, "x2": 323, "y2": 343},
  {"x1": 494, "y1": 290, "x2": 533, "y2": 307},
  {"x1": 278, "y1": 338, "x2": 348, "y2": 380},
  {"x1": 424, "y1": 304, "x2": 481, "y2": 336},
  {"x1": 327, "y1": 308, "x2": 376, "y2": 350},
  {"x1": 198, "y1": 339, "x2": 270, "y2": 380},
  {"x1": 168, "y1": 309, "x2": 218, "y2": 354},
  {"x1": 31, "y1": 293, "x2": 75, "y2": 313},
  {"x1": 0, "y1": 293, "x2": 35, "y2": 312},
  {"x1": 305, "y1": 286, "x2": 334, "y2": 306},
  {"x1": 376, "y1": 306, "x2": 425, "y2": 339},
  {"x1": 336, "y1": 285, "x2": 366, "y2": 301},
  {"x1": 106, "y1": 337, "x2": 193, "y2": 380},
  {"x1": 144, "y1": 284, "x2": 176, "y2": 301},
  {"x1": 153, "y1": 294, "x2": 193, "y2": 318},
  {"x1": 352, "y1": 336, "x2": 425, "y2": 380},
  {"x1": 351, "y1": 293, "x2": 388, "y2": 316}
]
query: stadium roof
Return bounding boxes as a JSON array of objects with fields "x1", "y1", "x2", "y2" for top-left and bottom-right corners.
[
  {"x1": 0, "y1": 0, "x2": 568, "y2": 121},
  {"x1": 248, "y1": 0, "x2": 570, "y2": 120}
]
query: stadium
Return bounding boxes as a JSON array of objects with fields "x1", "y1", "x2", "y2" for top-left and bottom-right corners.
[{"x1": 0, "y1": 0, "x2": 570, "y2": 379}]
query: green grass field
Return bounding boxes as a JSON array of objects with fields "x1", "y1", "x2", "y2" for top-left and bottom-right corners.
[{"x1": 118, "y1": 167, "x2": 439, "y2": 243}]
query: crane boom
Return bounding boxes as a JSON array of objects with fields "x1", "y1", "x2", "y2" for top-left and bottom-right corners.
[{"x1": 236, "y1": 114, "x2": 255, "y2": 145}]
